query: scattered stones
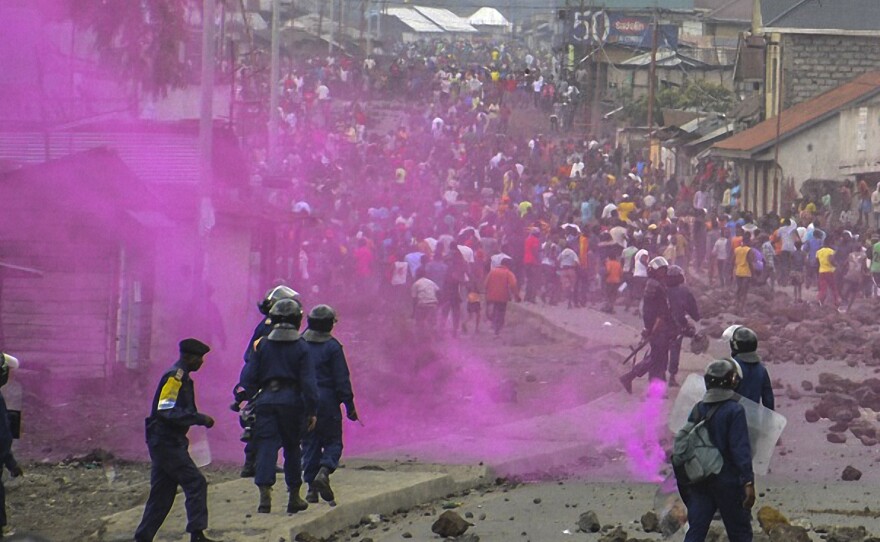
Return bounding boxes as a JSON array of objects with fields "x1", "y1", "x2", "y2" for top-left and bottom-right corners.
[
  {"x1": 828, "y1": 433, "x2": 847, "y2": 444},
  {"x1": 790, "y1": 518, "x2": 813, "y2": 531},
  {"x1": 431, "y1": 511, "x2": 471, "y2": 538},
  {"x1": 826, "y1": 526, "x2": 868, "y2": 542},
  {"x1": 598, "y1": 526, "x2": 627, "y2": 542},
  {"x1": 758, "y1": 506, "x2": 790, "y2": 534},
  {"x1": 639, "y1": 511, "x2": 659, "y2": 533},
  {"x1": 769, "y1": 525, "x2": 811, "y2": 542},
  {"x1": 802, "y1": 381, "x2": 814, "y2": 391},
  {"x1": 464, "y1": 511, "x2": 474, "y2": 519},
  {"x1": 532, "y1": 497, "x2": 542, "y2": 504},
  {"x1": 294, "y1": 533, "x2": 322, "y2": 542},
  {"x1": 841, "y1": 466, "x2": 863, "y2": 481},
  {"x1": 455, "y1": 534, "x2": 480, "y2": 542},
  {"x1": 805, "y1": 410, "x2": 820, "y2": 423},
  {"x1": 401, "y1": 533, "x2": 412, "y2": 539},
  {"x1": 578, "y1": 511, "x2": 601, "y2": 533}
]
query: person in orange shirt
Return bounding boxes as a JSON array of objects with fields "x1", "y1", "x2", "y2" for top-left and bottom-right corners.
[
  {"x1": 484, "y1": 258, "x2": 520, "y2": 336},
  {"x1": 603, "y1": 251, "x2": 623, "y2": 313}
]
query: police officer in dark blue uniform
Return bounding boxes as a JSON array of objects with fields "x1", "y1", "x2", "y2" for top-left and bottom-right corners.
[
  {"x1": 666, "y1": 264, "x2": 700, "y2": 388},
  {"x1": 0, "y1": 353, "x2": 22, "y2": 540},
  {"x1": 240, "y1": 299, "x2": 318, "y2": 514},
  {"x1": 729, "y1": 326, "x2": 774, "y2": 409},
  {"x1": 677, "y1": 359, "x2": 756, "y2": 542},
  {"x1": 135, "y1": 338, "x2": 219, "y2": 542},
  {"x1": 238, "y1": 285, "x2": 301, "y2": 478},
  {"x1": 620, "y1": 256, "x2": 676, "y2": 393},
  {"x1": 301, "y1": 305, "x2": 357, "y2": 504}
]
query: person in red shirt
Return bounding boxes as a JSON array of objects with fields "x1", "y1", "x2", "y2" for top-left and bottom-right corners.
[
  {"x1": 484, "y1": 258, "x2": 520, "y2": 336},
  {"x1": 523, "y1": 228, "x2": 541, "y2": 303}
]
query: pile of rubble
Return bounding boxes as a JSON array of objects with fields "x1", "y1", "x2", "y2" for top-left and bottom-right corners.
[
  {"x1": 803, "y1": 373, "x2": 880, "y2": 446},
  {"x1": 696, "y1": 287, "x2": 880, "y2": 367}
]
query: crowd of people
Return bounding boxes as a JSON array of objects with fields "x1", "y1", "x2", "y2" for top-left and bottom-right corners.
[
  {"x1": 126, "y1": 36, "x2": 880, "y2": 541},
  {"x1": 232, "y1": 35, "x2": 880, "y2": 343}
]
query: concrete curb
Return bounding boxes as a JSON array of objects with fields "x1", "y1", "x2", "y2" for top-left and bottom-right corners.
[{"x1": 98, "y1": 462, "x2": 492, "y2": 542}]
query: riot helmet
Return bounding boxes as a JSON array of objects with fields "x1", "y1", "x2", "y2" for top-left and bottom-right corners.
[
  {"x1": 307, "y1": 304, "x2": 337, "y2": 333},
  {"x1": 667, "y1": 264, "x2": 685, "y2": 286},
  {"x1": 267, "y1": 298, "x2": 303, "y2": 341},
  {"x1": 0, "y1": 353, "x2": 19, "y2": 387},
  {"x1": 258, "y1": 285, "x2": 301, "y2": 316},
  {"x1": 647, "y1": 256, "x2": 669, "y2": 279},
  {"x1": 730, "y1": 326, "x2": 758, "y2": 355},
  {"x1": 704, "y1": 358, "x2": 739, "y2": 390}
]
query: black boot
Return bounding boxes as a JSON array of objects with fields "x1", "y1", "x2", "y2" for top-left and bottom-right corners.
[
  {"x1": 191, "y1": 531, "x2": 221, "y2": 542},
  {"x1": 287, "y1": 486, "x2": 309, "y2": 513},
  {"x1": 668, "y1": 375, "x2": 680, "y2": 388},
  {"x1": 305, "y1": 484, "x2": 319, "y2": 503},
  {"x1": 312, "y1": 466, "x2": 335, "y2": 502},
  {"x1": 240, "y1": 460, "x2": 255, "y2": 478},
  {"x1": 257, "y1": 485, "x2": 272, "y2": 513}
]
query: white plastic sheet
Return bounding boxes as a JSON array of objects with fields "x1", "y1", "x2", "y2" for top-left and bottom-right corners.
[{"x1": 188, "y1": 426, "x2": 212, "y2": 467}]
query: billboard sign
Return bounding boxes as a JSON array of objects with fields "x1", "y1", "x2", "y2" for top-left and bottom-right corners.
[{"x1": 571, "y1": 11, "x2": 678, "y2": 50}]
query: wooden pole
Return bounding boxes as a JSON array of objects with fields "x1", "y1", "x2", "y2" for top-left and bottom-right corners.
[{"x1": 646, "y1": 8, "x2": 660, "y2": 133}]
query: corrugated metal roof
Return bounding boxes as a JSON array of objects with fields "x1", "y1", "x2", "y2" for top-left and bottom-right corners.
[
  {"x1": 762, "y1": 0, "x2": 880, "y2": 32},
  {"x1": 468, "y1": 7, "x2": 510, "y2": 27},
  {"x1": 413, "y1": 6, "x2": 477, "y2": 33},
  {"x1": 695, "y1": 0, "x2": 752, "y2": 22},
  {"x1": 712, "y1": 71, "x2": 880, "y2": 155},
  {"x1": 386, "y1": 7, "x2": 444, "y2": 33}
]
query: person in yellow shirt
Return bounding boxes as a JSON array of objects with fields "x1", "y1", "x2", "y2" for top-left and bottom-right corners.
[
  {"x1": 816, "y1": 239, "x2": 841, "y2": 308},
  {"x1": 617, "y1": 194, "x2": 637, "y2": 223},
  {"x1": 733, "y1": 235, "x2": 754, "y2": 314}
]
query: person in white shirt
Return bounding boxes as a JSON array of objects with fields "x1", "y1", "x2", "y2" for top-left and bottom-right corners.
[
  {"x1": 411, "y1": 269, "x2": 440, "y2": 334},
  {"x1": 711, "y1": 231, "x2": 731, "y2": 287},
  {"x1": 558, "y1": 245, "x2": 579, "y2": 308},
  {"x1": 630, "y1": 246, "x2": 650, "y2": 307}
]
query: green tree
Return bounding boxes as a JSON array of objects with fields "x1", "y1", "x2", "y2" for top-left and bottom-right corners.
[
  {"x1": 69, "y1": 0, "x2": 198, "y2": 96},
  {"x1": 621, "y1": 79, "x2": 735, "y2": 126}
]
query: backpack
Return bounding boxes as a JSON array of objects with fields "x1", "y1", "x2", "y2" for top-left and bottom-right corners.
[{"x1": 672, "y1": 402, "x2": 724, "y2": 485}]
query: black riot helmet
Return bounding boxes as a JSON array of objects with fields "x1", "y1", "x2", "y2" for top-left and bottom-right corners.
[
  {"x1": 704, "y1": 358, "x2": 739, "y2": 390},
  {"x1": 269, "y1": 298, "x2": 303, "y2": 328},
  {"x1": 307, "y1": 304, "x2": 337, "y2": 333},
  {"x1": 667, "y1": 264, "x2": 685, "y2": 287},
  {"x1": 730, "y1": 326, "x2": 758, "y2": 355},
  {"x1": 258, "y1": 285, "x2": 301, "y2": 315}
]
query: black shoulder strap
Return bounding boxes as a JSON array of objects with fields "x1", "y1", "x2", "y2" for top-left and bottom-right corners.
[
  {"x1": 691, "y1": 401, "x2": 723, "y2": 424},
  {"x1": 704, "y1": 403, "x2": 723, "y2": 423}
]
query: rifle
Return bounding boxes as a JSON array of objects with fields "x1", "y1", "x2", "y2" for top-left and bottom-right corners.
[{"x1": 621, "y1": 335, "x2": 651, "y2": 366}]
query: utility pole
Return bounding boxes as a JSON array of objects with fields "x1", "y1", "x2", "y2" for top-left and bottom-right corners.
[
  {"x1": 359, "y1": 0, "x2": 366, "y2": 51},
  {"x1": 338, "y1": 0, "x2": 345, "y2": 51},
  {"x1": 366, "y1": 0, "x2": 373, "y2": 55},
  {"x1": 195, "y1": 0, "x2": 216, "y2": 305},
  {"x1": 646, "y1": 9, "x2": 660, "y2": 135},
  {"x1": 199, "y1": 0, "x2": 216, "y2": 204},
  {"x1": 268, "y1": 0, "x2": 280, "y2": 165},
  {"x1": 328, "y1": 0, "x2": 334, "y2": 54}
]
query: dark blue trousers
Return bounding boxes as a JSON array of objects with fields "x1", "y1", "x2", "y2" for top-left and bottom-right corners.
[
  {"x1": 302, "y1": 390, "x2": 343, "y2": 484},
  {"x1": 135, "y1": 438, "x2": 208, "y2": 542},
  {"x1": 253, "y1": 403, "x2": 304, "y2": 489},
  {"x1": 681, "y1": 479, "x2": 753, "y2": 542}
]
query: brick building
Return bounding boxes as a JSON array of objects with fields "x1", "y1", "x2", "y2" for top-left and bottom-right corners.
[{"x1": 760, "y1": 0, "x2": 880, "y2": 117}]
